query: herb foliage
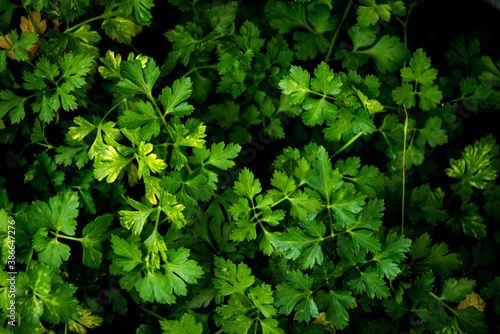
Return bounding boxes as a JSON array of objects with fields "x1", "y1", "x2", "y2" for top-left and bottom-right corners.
[{"x1": 1, "y1": 0, "x2": 500, "y2": 333}]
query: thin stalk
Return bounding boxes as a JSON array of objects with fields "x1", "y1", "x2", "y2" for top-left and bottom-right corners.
[
  {"x1": 181, "y1": 64, "x2": 218, "y2": 78},
  {"x1": 138, "y1": 304, "x2": 167, "y2": 320},
  {"x1": 100, "y1": 100, "x2": 124, "y2": 124},
  {"x1": 330, "y1": 132, "x2": 363, "y2": 159},
  {"x1": 54, "y1": 233, "x2": 81, "y2": 242},
  {"x1": 148, "y1": 94, "x2": 169, "y2": 129},
  {"x1": 325, "y1": 0, "x2": 353, "y2": 62},
  {"x1": 401, "y1": 105, "x2": 409, "y2": 236},
  {"x1": 64, "y1": 5, "x2": 118, "y2": 33}
]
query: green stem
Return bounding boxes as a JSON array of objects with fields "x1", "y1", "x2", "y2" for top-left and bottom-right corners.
[
  {"x1": 99, "y1": 100, "x2": 125, "y2": 124},
  {"x1": 35, "y1": 142, "x2": 55, "y2": 150},
  {"x1": 182, "y1": 64, "x2": 218, "y2": 78},
  {"x1": 325, "y1": 0, "x2": 353, "y2": 62},
  {"x1": 148, "y1": 94, "x2": 169, "y2": 129},
  {"x1": 330, "y1": 132, "x2": 363, "y2": 159},
  {"x1": 54, "y1": 233, "x2": 82, "y2": 242},
  {"x1": 401, "y1": 105, "x2": 409, "y2": 236},
  {"x1": 138, "y1": 304, "x2": 167, "y2": 320},
  {"x1": 64, "y1": 5, "x2": 118, "y2": 33}
]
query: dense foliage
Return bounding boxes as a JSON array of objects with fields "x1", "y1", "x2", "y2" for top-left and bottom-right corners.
[{"x1": 1, "y1": 0, "x2": 500, "y2": 333}]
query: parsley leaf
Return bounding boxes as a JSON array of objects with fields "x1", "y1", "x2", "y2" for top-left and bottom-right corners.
[
  {"x1": 410, "y1": 233, "x2": 461, "y2": 276},
  {"x1": 160, "y1": 313, "x2": 203, "y2": 334},
  {"x1": 275, "y1": 270, "x2": 318, "y2": 322},
  {"x1": 116, "y1": 58, "x2": 160, "y2": 97},
  {"x1": 357, "y1": 0, "x2": 392, "y2": 28},
  {"x1": 213, "y1": 256, "x2": 255, "y2": 295},
  {"x1": 316, "y1": 289, "x2": 357, "y2": 330},
  {"x1": 271, "y1": 219, "x2": 326, "y2": 269},
  {"x1": 392, "y1": 48, "x2": 443, "y2": 110},
  {"x1": 445, "y1": 135, "x2": 498, "y2": 202}
]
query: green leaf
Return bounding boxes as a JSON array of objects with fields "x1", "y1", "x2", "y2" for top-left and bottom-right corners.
[
  {"x1": 391, "y1": 83, "x2": 415, "y2": 109},
  {"x1": 323, "y1": 108, "x2": 376, "y2": 142},
  {"x1": 275, "y1": 270, "x2": 318, "y2": 322},
  {"x1": 158, "y1": 77, "x2": 194, "y2": 116},
  {"x1": 215, "y1": 298, "x2": 253, "y2": 333},
  {"x1": 93, "y1": 145, "x2": 134, "y2": 183},
  {"x1": 190, "y1": 142, "x2": 241, "y2": 170},
  {"x1": 302, "y1": 97, "x2": 338, "y2": 127},
  {"x1": 17, "y1": 264, "x2": 80, "y2": 324},
  {"x1": 415, "y1": 116, "x2": 448, "y2": 148},
  {"x1": 410, "y1": 234, "x2": 461, "y2": 276},
  {"x1": 137, "y1": 141, "x2": 167, "y2": 179},
  {"x1": 1, "y1": 30, "x2": 37, "y2": 62},
  {"x1": 102, "y1": 17, "x2": 142, "y2": 44},
  {"x1": 110, "y1": 234, "x2": 143, "y2": 271},
  {"x1": 39, "y1": 282, "x2": 80, "y2": 324},
  {"x1": 372, "y1": 233, "x2": 411, "y2": 279},
  {"x1": 0, "y1": 0, "x2": 19, "y2": 32},
  {"x1": 66, "y1": 24, "x2": 101, "y2": 58},
  {"x1": 163, "y1": 248, "x2": 204, "y2": 296},
  {"x1": 306, "y1": 146, "x2": 342, "y2": 202},
  {"x1": 341, "y1": 199, "x2": 384, "y2": 252},
  {"x1": 136, "y1": 270, "x2": 176, "y2": 304},
  {"x1": 348, "y1": 25, "x2": 377, "y2": 51},
  {"x1": 32, "y1": 191, "x2": 80, "y2": 236},
  {"x1": 439, "y1": 278, "x2": 475, "y2": 303},
  {"x1": 68, "y1": 116, "x2": 96, "y2": 141},
  {"x1": 347, "y1": 267, "x2": 389, "y2": 299},
  {"x1": 329, "y1": 184, "x2": 366, "y2": 228},
  {"x1": 159, "y1": 190, "x2": 187, "y2": 229},
  {"x1": 454, "y1": 307, "x2": 487, "y2": 334},
  {"x1": 392, "y1": 49, "x2": 442, "y2": 110},
  {"x1": 271, "y1": 220, "x2": 326, "y2": 269},
  {"x1": 248, "y1": 283, "x2": 277, "y2": 318},
  {"x1": 169, "y1": 120, "x2": 207, "y2": 170},
  {"x1": 401, "y1": 48, "x2": 438, "y2": 85},
  {"x1": 0, "y1": 90, "x2": 29, "y2": 126},
  {"x1": 357, "y1": 0, "x2": 391, "y2": 28},
  {"x1": 17, "y1": 263, "x2": 51, "y2": 323},
  {"x1": 267, "y1": 1, "x2": 309, "y2": 33},
  {"x1": 119, "y1": 196, "x2": 155, "y2": 235},
  {"x1": 445, "y1": 135, "x2": 498, "y2": 202},
  {"x1": 118, "y1": 0, "x2": 155, "y2": 25},
  {"x1": 407, "y1": 184, "x2": 448, "y2": 224},
  {"x1": 116, "y1": 58, "x2": 160, "y2": 97},
  {"x1": 316, "y1": 290, "x2": 357, "y2": 330},
  {"x1": 160, "y1": 313, "x2": 203, "y2": 334},
  {"x1": 213, "y1": 257, "x2": 255, "y2": 295},
  {"x1": 279, "y1": 65, "x2": 311, "y2": 104},
  {"x1": 446, "y1": 202, "x2": 486, "y2": 238},
  {"x1": 121, "y1": 105, "x2": 160, "y2": 142},
  {"x1": 234, "y1": 168, "x2": 262, "y2": 200},
  {"x1": 337, "y1": 158, "x2": 387, "y2": 198},
  {"x1": 259, "y1": 317, "x2": 285, "y2": 334},
  {"x1": 81, "y1": 214, "x2": 113, "y2": 268},
  {"x1": 99, "y1": 50, "x2": 122, "y2": 80},
  {"x1": 33, "y1": 230, "x2": 72, "y2": 270},
  {"x1": 266, "y1": 34, "x2": 295, "y2": 68},
  {"x1": 293, "y1": 31, "x2": 329, "y2": 61},
  {"x1": 360, "y1": 35, "x2": 408, "y2": 73}
]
